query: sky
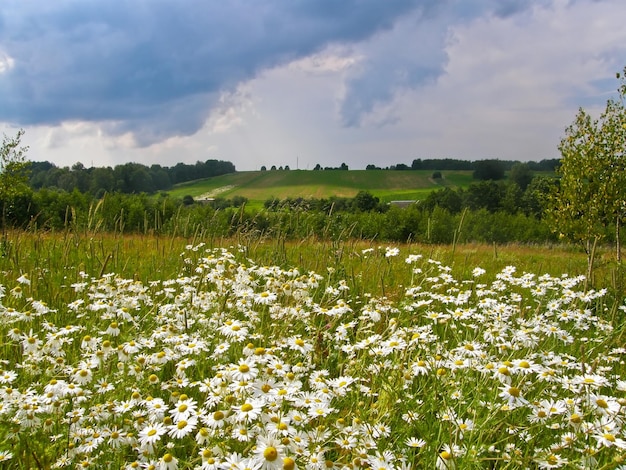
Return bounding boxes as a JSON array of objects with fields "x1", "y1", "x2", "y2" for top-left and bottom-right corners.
[{"x1": 0, "y1": 0, "x2": 625, "y2": 171}]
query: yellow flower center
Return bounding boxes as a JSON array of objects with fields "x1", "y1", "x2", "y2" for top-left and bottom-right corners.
[
  {"x1": 508, "y1": 387, "x2": 520, "y2": 397},
  {"x1": 263, "y1": 446, "x2": 278, "y2": 461},
  {"x1": 570, "y1": 413, "x2": 582, "y2": 424},
  {"x1": 283, "y1": 457, "x2": 295, "y2": 470}
]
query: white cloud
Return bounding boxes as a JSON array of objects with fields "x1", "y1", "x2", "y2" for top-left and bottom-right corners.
[
  {"x1": 205, "y1": 85, "x2": 256, "y2": 135},
  {"x1": 288, "y1": 48, "x2": 360, "y2": 75},
  {"x1": 0, "y1": 51, "x2": 14, "y2": 74}
]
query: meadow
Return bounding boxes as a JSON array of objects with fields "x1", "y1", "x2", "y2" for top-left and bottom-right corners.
[
  {"x1": 0, "y1": 230, "x2": 624, "y2": 469},
  {"x1": 166, "y1": 170, "x2": 475, "y2": 207}
]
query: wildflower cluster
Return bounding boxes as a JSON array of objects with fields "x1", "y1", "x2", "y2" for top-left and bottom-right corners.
[{"x1": 0, "y1": 245, "x2": 624, "y2": 469}]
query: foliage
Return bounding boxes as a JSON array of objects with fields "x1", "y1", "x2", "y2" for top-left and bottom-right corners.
[
  {"x1": 412, "y1": 158, "x2": 475, "y2": 170},
  {"x1": 412, "y1": 157, "x2": 560, "y2": 172},
  {"x1": 30, "y1": 158, "x2": 236, "y2": 196},
  {"x1": 472, "y1": 159, "x2": 505, "y2": 180},
  {"x1": 422, "y1": 187, "x2": 463, "y2": 213},
  {"x1": 508, "y1": 162, "x2": 534, "y2": 190},
  {"x1": 0, "y1": 146, "x2": 573, "y2": 245},
  {"x1": 352, "y1": 190, "x2": 381, "y2": 212},
  {"x1": 548, "y1": 68, "x2": 626, "y2": 264},
  {"x1": 0, "y1": 129, "x2": 33, "y2": 227},
  {"x1": 0, "y1": 129, "x2": 30, "y2": 196}
]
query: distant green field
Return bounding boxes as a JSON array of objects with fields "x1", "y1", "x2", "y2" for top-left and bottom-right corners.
[{"x1": 168, "y1": 169, "x2": 475, "y2": 204}]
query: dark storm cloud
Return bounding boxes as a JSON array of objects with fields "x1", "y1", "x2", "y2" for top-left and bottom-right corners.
[{"x1": 0, "y1": 0, "x2": 425, "y2": 144}]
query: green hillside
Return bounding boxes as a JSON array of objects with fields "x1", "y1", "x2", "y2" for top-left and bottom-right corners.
[{"x1": 168, "y1": 169, "x2": 474, "y2": 204}]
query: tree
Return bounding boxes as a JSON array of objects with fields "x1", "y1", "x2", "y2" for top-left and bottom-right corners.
[
  {"x1": 352, "y1": 191, "x2": 379, "y2": 212},
  {"x1": 1, "y1": 129, "x2": 30, "y2": 195},
  {"x1": 465, "y1": 181, "x2": 504, "y2": 212},
  {"x1": 423, "y1": 187, "x2": 463, "y2": 213},
  {"x1": 548, "y1": 67, "x2": 626, "y2": 280},
  {"x1": 150, "y1": 164, "x2": 172, "y2": 191},
  {"x1": 0, "y1": 129, "x2": 32, "y2": 227},
  {"x1": 521, "y1": 175, "x2": 557, "y2": 218},
  {"x1": 509, "y1": 162, "x2": 534, "y2": 190},
  {"x1": 90, "y1": 167, "x2": 116, "y2": 198},
  {"x1": 473, "y1": 159, "x2": 505, "y2": 180}
]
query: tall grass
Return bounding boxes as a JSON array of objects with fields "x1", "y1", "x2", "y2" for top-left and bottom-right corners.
[{"x1": 0, "y1": 229, "x2": 620, "y2": 303}]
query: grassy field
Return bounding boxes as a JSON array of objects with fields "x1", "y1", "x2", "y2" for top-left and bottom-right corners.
[
  {"x1": 167, "y1": 170, "x2": 475, "y2": 204},
  {"x1": 0, "y1": 231, "x2": 624, "y2": 469},
  {"x1": 0, "y1": 230, "x2": 617, "y2": 300}
]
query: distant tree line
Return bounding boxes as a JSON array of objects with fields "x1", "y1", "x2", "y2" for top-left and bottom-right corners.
[
  {"x1": 259, "y1": 163, "x2": 350, "y2": 171},
  {"x1": 256, "y1": 158, "x2": 558, "y2": 175},
  {"x1": 313, "y1": 163, "x2": 349, "y2": 171},
  {"x1": 29, "y1": 159, "x2": 236, "y2": 197},
  {"x1": 365, "y1": 158, "x2": 559, "y2": 174}
]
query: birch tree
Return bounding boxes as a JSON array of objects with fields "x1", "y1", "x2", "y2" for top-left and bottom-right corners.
[{"x1": 549, "y1": 68, "x2": 626, "y2": 284}]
